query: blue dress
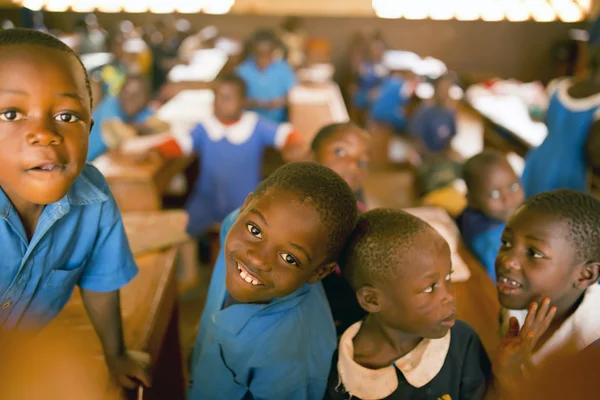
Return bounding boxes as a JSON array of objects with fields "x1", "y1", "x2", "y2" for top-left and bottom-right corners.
[
  {"x1": 370, "y1": 76, "x2": 410, "y2": 132},
  {"x1": 522, "y1": 79, "x2": 600, "y2": 198},
  {"x1": 182, "y1": 112, "x2": 289, "y2": 236}
]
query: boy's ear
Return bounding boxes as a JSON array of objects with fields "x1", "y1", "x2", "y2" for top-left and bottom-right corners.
[
  {"x1": 576, "y1": 261, "x2": 600, "y2": 289},
  {"x1": 307, "y1": 261, "x2": 337, "y2": 284},
  {"x1": 356, "y1": 285, "x2": 381, "y2": 313},
  {"x1": 89, "y1": 118, "x2": 95, "y2": 135}
]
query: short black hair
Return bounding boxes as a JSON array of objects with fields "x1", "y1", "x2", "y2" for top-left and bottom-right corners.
[
  {"x1": 0, "y1": 28, "x2": 92, "y2": 108},
  {"x1": 253, "y1": 162, "x2": 358, "y2": 263},
  {"x1": 216, "y1": 73, "x2": 247, "y2": 98},
  {"x1": 340, "y1": 208, "x2": 439, "y2": 290},
  {"x1": 252, "y1": 29, "x2": 278, "y2": 46},
  {"x1": 310, "y1": 122, "x2": 365, "y2": 153},
  {"x1": 463, "y1": 149, "x2": 508, "y2": 190},
  {"x1": 522, "y1": 190, "x2": 600, "y2": 264}
]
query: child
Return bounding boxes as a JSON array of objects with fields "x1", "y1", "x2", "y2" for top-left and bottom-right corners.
[
  {"x1": 351, "y1": 37, "x2": 387, "y2": 122},
  {"x1": 521, "y1": 18, "x2": 600, "y2": 198},
  {"x1": 0, "y1": 29, "x2": 149, "y2": 388},
  {"x1": 497, "y1": 189, "x2": 600, "y2": 366},
  {"x1": 311, "y1": 122, "x2": 371, "y2": 334},
  {"x1": 188, "y1": 162, "x2": 359, "y2": 399},
  {"x1": 87, "y1": 74, "x2": 154, "y2": 161},
  {"x1": 457, "y1": 150, "x2": 524, "y2": 281},
  {"x1": 369, "y1": 50, "x2": 419, "y2": 134},
  {"x1": 311, "y1": 122, "x2": 371, "y2": 211},
  {"x1": 236, "y1": 30, "x2": 297, "y2": 123},
  {"x1": 409, "y1": 73, "x2": 459, "y2": 158},
  {"x1": 120, "y1": 73, "x2": 304, "y2": 238},
  {"x1": 326, "y1": 209, "x2": 553, "y2": 399}
]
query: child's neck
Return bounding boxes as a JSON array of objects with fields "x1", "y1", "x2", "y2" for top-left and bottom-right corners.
[
  {"x1": 534, "y1": 291, "x2": 586, "y2": 353},
  {"x1": 353, "y1": 314, "x2": 423, "y2": 369}
]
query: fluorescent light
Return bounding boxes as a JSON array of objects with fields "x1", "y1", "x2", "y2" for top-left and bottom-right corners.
[
  {"x1": 123, "y1": 0, "x2": 149, "y2": 12},
  {"x1": 22, "y1": 0, "x2": 45, "y2": 10},
  {"x1": 372, "y1": 0, "x2": 404, "y2": 18},
  {"x1": 45, "y1": 0, "x2": 69, "y2": 11},
  {"x1": 203, "y1": 0, "x2": 234, "y2": 14}
]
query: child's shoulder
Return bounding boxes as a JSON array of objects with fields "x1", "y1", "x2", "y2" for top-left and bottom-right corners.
[{"x1": 456, "y1": 207, "x2": 504, "y2": 240}]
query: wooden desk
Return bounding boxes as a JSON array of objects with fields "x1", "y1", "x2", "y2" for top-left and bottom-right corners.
[
  {"x1": 454, "y1": 245, "x2": 501, "y2": 358},
  {"x1": 289, "y1": 82, "x2": 349, "y2": 143},
  {"x1": 93, "y1": 153, "x2": 195, "y2": 213},
  {"x1": 467, "y1": 94, "x2": 547, "y2": 157},
  {"x1": 44, "y1": 248, "x2": 184, "y2": 400}
]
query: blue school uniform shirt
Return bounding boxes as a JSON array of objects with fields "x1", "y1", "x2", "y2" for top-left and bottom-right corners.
[
  {"x1": 87, "y1": 96, "x2": 154, "y2": 162},
  {"x1": 352, "y1": 61, "x2": 387, "y2": 110},
  {"x1": 236, "y1": 58, "x2": 297, "y2": 123},
  {"x1": 409, "y1": 103, "x2": 457, "y2": 153},
  {"x1": 456, "y1": 207, "x2": 504, "y2": 283},
  {"x1": 176, "y1": 112, "x2": 292, "y2": 236},
  {"x1": 522, "y1": 79, "x2": 600, "y2": 198},
  {"x1": 0, "y1": 164, "x2": 138, "y2": 331},
  {"x1": 188, "y1": 209, "x2": 337, "y2": 400},
  {"x1": 370, "y1": 76, "x2": 410, "y2": 132}
]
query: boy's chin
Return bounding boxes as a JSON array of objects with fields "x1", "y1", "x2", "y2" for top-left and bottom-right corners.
[
  {"x1": 225, "y1": 272, "x2": 270, "y2": 304},
  {"x1": 498, "y1": 292, "x2": 531, "y2": 311}
]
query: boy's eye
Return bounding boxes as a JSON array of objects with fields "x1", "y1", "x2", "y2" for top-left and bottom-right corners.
[
  {"x1": 246, "y1": 223, "x2": 262, "y2": 239},
  {"x1": 528, "y1": 248, "x2": 544, "y2": 259},
  {"x1": 0, "y1": 110, "x2": 23, "y2": 121},
  {"x1": 280, "y1": 253, "x2": 298, "y2": 266},
  {"x1": 423, "y1": 284, "x2": 436, "y2": 293},
  {"x1": 54, "y1": 113, "x2": 80, "y2": 123},
  {"x1": 500, "y1": 239, "x2": 512, "y2": 249},
  {"x1": 510, "y1": 182, "x2": 521, "y2": 192},
  {"x1": 333, "y1": 148, "x2": 347, "y2": 157},
  {"x1": 445, "y1": 272, "x2": 453, "y2": 281},
  {"x1": 489, "y1": 190, "x2": 501, "y2": 200}
]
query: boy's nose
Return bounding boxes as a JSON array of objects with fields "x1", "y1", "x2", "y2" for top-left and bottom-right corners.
[
  {"x1": 498, "y1": 252, "x2": 521, "y2": 271},
  {"x1": 27, "y1": 121, "x2": 62, "y2": 146},
  {"x1": 245, "y1": 248, "x2": 271, "y2": 272}
]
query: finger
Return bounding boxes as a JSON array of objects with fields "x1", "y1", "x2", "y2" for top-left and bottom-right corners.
[
  {"x1": 533, "y1": 298, "x2": 551, "y2": 330},
  {"x1": 507, "y1": 317, "x2": 521, "y2": 338},
  {"x1": 117, "y1": 374, "x2": 137, "y2": 390},
  {"x1": 520, "y1": 302, "x2": 538, "y2": 339},
  {"x1": 132, "y1": 366, "x2": 153, "y2": 388},
  {"x1": 531, "y1": 305, "x2": 557, "y2": 348}
]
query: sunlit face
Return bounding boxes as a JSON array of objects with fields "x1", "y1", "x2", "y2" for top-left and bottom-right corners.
[
  {"x1": 496, "y1": 208, "x2": 585, "y2": 311},
  {"x1": 374, "y1": 231, "x2": 456, "y2": 339},
  {"x1": 314, "y1": 128, "x2": 371, "y2": 192},
  {"x1": 468, "y1": 161, "x2": 524, "y2": 222},
  {"x1": 253, "y1": 40, "x2": 275, "y2": 70},
  {"x1": 224, "y1": 189, "x2": 335, "y2": 303},
  {"x1": 0, "y1": 45, "x2": 91, "y2": 210}
]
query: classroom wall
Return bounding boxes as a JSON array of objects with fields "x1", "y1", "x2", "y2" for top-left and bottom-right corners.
[{"x1": 1, "y1": 9, "x2": 585, "y2": 83}]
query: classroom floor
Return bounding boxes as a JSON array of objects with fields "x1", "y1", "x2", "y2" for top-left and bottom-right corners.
[{"x1": 176, "y1": 105, "x2": 485, "y2": 372}]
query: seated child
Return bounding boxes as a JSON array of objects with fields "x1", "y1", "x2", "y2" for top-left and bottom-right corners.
[
  {"x1": 409, "y1": 73, "x2": 459, "y2": 158},
  {"x1": 457, "y1": 150, "x2": 524, "y2": 281},
  {"x1": 351, "y1": 37, "x2": 387, "y2": 122},
  {"x1": 369, "y1": 51, "x2": 418, "y2": 134},
  {"x1": 87, "y1": 73, "x2": 154, "y2": 161},
  {"x1": 0, "y1": 28, "x2": 148, "y2": 388},
  {"x1": 498, "y1": 189, "x2": 600, "y2": 366},
  {"x1": 236, "y1": 30, "x2": 297, "y2": 123},
  {"x1": 188, "y1": 162, "x2": 359, "y2": 399},
  {"x1": 326, "y1": 209, "x2": 547, "y2": 399},
  {"x1": 311, "y1": 122, "x2": 371, "y2": 334},
  {"x1": 121, "y1": 73, "x2": 303, "y2": 237}
]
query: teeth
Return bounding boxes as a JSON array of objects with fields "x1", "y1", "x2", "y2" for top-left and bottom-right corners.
[
  {"x1": 244, "y1": 276, "x2": 253, "y2": 283},
  {"x1": 500, "y1": 277, "x2": 521, "y2": 287},
  {"x1": 252, "y1": 280, "x2": 258, "y2": 286},
  {"x1": 240, "y1": 271, "x2": 247, "y2": 280},
  {"x1": 237, "y1": 262, "x2": 262, "y2": 286}
]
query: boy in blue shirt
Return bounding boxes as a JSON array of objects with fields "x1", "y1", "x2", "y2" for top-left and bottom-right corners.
[
  {"x1": 188, "y1": 162, "x2": 358, "y2": 399},
  {"x1": 236, "y1": 30, "x2": 297, "y2": 123},
  {"x1": 0, "y1": 28, "x2": 149, "y2": 390},
  {"x1": 87, "y1": 74, "x2": 155, "y2": 161},
  {"x1": 457, "y1": 150, "x2": 524, "y2": 281}
]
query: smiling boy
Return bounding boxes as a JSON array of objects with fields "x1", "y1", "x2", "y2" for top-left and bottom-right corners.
[
  {"x1": 188, "y1": 162, "x2": 358, "y2": 400},
  {"x1": 0, "y1": 28, "x2": 148, "y2": 389}
]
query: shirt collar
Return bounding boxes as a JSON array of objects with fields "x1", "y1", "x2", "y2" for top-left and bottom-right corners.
[
  {"x1": 0, "y1": 166, "x2": 109, "y2": 221},
  {"x1": 503, "y1": 284, "x2": 600, "y2": 365},
  {"x1": 337, "y1": 321, "x2": 451, "y2": 399},
  {"x1": 212, "y1": 283, "x2": 310, "y2": 335},
  {"x1": 203, "y1": 112, "x2": 259, "y2": 144}
]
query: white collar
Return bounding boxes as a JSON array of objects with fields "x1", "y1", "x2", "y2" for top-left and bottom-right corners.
[
  {"x1": 503, "y1": 285, "x2": 600, "y2": 365},
  {"x1": 555, "y1": 79, "x2": 600, "y2": 112},
  {"x1": 202, "y1": 111, "x2": 259, "y2": 144},
  {"x1": 337, "y1": 321, "x2": 451, "y2": 400}
]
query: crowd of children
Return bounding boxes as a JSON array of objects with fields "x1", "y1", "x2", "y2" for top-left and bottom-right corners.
[{"x1": 1, "y1": 11, "x2": 600, "y2": 400}]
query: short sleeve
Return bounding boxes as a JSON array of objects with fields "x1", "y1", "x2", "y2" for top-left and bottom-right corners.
[
  {"x1": 459, "y1": 328, "x2": 492, "y2": 400},
  {"x1": 77, "y1": 188, "x2": 138, "y2": 292},
  {"x1": 171, "y1": 123, "x2": 204, "y2": 155}
]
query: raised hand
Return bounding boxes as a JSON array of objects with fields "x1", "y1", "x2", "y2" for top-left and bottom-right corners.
[{"x1": 493, "y1": 298, "x2": 557, "y2": 394}]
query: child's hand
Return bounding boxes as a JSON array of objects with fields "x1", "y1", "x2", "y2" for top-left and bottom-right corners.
[
  {"x1": 106, "y1": 351, "x2": 152, "y2": 390},
  {"x1": 493, "y1": 298, "x2": 556, "y2": 393}
]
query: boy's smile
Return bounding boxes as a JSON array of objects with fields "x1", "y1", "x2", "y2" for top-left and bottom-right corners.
[
  {"x1": 224, "y1": 190, "x2": 333, "y2": 303},
  {"x1": 0, "y1": 46, "x2": 91, "y2": 211}
]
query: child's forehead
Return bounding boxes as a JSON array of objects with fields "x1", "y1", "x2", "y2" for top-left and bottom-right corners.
[{"x1": 509, "y1": 208, "x2": 569, "y2": 237}]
